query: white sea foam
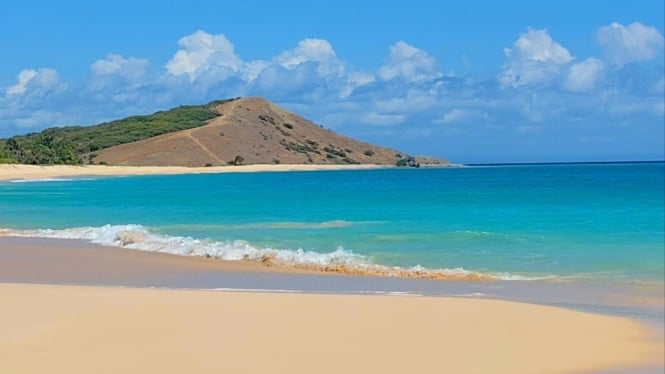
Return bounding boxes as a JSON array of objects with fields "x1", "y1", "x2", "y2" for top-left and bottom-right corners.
[
  {"x1": 352, "y1": 291, "x2": 422, "y2": 296},
  {"x1": 0, "y1": 224, "x2": 556, "y2": 281},
  {"x1": 491, "y1": 272, "x2": 560, "y2": 281},
  {"x1": 4, "y1": 224, "x2": 372, "y2": 266},
  {"x1": 466, "y1": 293, "x2": 486, "y2": 297}
]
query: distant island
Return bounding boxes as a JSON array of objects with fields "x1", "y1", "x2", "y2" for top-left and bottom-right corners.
[{"x1": 0, "y1": 97, "x2": 447, "y2": 168}]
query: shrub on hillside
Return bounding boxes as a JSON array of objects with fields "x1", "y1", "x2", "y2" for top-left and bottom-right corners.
[{"x1": 0, "y1": 98, "x2": 236, "y2": 165}]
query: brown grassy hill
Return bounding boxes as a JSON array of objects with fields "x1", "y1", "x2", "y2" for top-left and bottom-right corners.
[{"x1": 90, "y1": 97, "x2": 448, "y2": 167}]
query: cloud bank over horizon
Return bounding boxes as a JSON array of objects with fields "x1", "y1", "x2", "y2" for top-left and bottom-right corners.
[{"x1": 1, "y1": 22, "x2": 663, "y2": 163}]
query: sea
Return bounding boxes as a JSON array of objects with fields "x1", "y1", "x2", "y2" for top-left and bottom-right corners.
[{"x1": 1, "y1": 162, "x2": 663, "y2": 322}]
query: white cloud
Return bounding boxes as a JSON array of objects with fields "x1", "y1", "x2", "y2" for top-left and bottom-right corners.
[
  {"x1": 563, "y1": 58, "x2": 605, "y2": 92},
  {"x1": 510, "y1": 29, "x2": 572, "y2": 63},
  {"x1": 6, "y1": 69, "x2": 38, "y2": 95},
  {"x1": 378, "y1": 41, "x2": 438, "y2": 81},
  {"x1": 2, "y1": 27, "x2": 663, "y2": 162},
  {"x1": 597, "y1": 22, "x2": 665, "y2": 65},
  {"x1": 91, "y1": 54, "x2": 149, "y2": 81},
  {"x1": 6, "y1": 68, "x2": 61, "y2": 96},
  {"x1": 242, "y1": 60, "x2": 270, "y2": 82},
  {"x1": 165, "y1": 30, "x2": 242, "y2": 81},
  {"x1": 441, "y1": 109, "x2": 465, "y2": 123},
  {"x1": 438, "y1": 108, "x2": 489, "y2": 124},
  {"x1": 373, "y1": 89, "x2": 436, "y2": 113},
  {"x1": 339, "y1": 71, "x2": 375, "y2": 98},
  {"x1": 269, "y1": 38, "x2": 347, "y2": 88},
  {"x1": 163, "y1": 33, "x2": 351, "y2": 98},
  {"x1": 275, "y1": 39, "x2": 339, "y2": 72},
  {"x1": 499, "y1": 28, "x2": 573, "y2": 88},
  {"x1": 362, "y1": 112, "x2": 407, "y2": 125},
  {"x1": 251, "y1": 63, "x2": 323, "y2": 97},
  {"x1": 249, "y1": 38, "x2": 361, "y2": 100}
]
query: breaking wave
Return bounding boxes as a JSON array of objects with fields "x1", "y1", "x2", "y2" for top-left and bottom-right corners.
[{"x1": 0, "y1": 224, "x2": 553, "y2": 281}]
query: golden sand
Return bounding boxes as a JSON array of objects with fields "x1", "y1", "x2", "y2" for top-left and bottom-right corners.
[
  {"x1": 0, "y1": 163, "x2": 389, "y2": 181},
  {"x1": 0, "y1": 283, "x2": 662, "y2": 374}
]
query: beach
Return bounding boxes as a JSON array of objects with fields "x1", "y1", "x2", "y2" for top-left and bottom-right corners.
[
  {"x1": 0, "y1": 163, "x2": 389, "y2": 181},
  {"x1": 0, "y1": 238, "x2": 663, "y2": 374},
  {"x1": 1, "y1": 163, "x2": 664, "y2": 373}
]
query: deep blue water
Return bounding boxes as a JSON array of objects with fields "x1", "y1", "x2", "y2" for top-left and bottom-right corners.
[{"x1": 1, "y1": 162, "x2": 663, "y2": 282}]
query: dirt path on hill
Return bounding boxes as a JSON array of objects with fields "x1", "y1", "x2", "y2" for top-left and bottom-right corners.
[{"x1": 182, "y1": 100, "x2": 240, "y2": 165}]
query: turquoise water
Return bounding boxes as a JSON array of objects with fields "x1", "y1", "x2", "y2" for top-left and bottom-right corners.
[{"x1": 0, "y1": 163, "x2": 663, "y2": 282}]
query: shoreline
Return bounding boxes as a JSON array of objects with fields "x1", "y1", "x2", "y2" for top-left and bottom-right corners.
[
  {"x1": 1, "y1": 237, "x2": 663, "y2": 373},
  {"x1": 2, "y1": 163, "x2": 662, "y2": 373},
  {"x1": 1, "y1": 236, "x2": 663, "y2": 319},
  {"x1": 0, "y1": 163, "x2": 395, "y2": 181}
]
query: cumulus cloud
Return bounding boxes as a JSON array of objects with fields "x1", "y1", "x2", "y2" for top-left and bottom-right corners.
[
  {"x1": 6, "y1": 69, "x2": 38, "y2": 95},
  {"x1": 275, "y1": 38, "x2": 342, "y2": 76},
  {"x1": 86, "y1": 54, "x2": 152, "y2": 94},
  {"x1": 563, "y1": 58, "x2": 605, "y2": 92},
  {"x1": 2, "y1": 26, "x2": 663, "y2": 161},
  {"x1": 597, "y1": 22, "x2": 665, "y2": 65},
  {"x1": 339, "y1": 71, "x2": 375, "y2": 98},
  {"x1": 162, "y1": 32, "x2": 355, "y2": 99},
  {"x1": 378, "y1": 41, "x2": 438, "y2": 81},
  {"x1": 250, "y1": 63, "x2": 326, "y2": 98},
  {"x1": 248, "y1": 38, "x2": 349, "y2": 97},
  {"x1": 165, "y1": 30, "x2": 242, "y2": 81},
  {"x1": 499, "y1": 28, "x2": 573, "y2": 88},
  {"x1": 91, "y1": 54, "x2": 149, "y2": 80},
  {"x1": 5, "y1": 68, "x2": 61, "y2": 96},
  {"x1": 251, "y1": 38, "x2": 378, "y2": 102}
]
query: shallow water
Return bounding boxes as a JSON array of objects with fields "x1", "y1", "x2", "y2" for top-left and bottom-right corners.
[{"x1": 1, "y1": 162, "x2": 662, "y2": 283}]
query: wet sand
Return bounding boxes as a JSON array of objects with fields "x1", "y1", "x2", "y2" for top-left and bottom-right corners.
[{"x1": 0, "y1": 238, "x2": 663, "y2": 373}]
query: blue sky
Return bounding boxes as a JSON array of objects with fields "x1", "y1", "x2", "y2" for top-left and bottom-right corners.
[{"x1": 1, "y1": 0, "x2": 663, "y2": 163}]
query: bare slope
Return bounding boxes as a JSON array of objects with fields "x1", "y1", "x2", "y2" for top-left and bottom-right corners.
[{"x1": 91, "y1": 97, "x2": 447, "y2": 167}]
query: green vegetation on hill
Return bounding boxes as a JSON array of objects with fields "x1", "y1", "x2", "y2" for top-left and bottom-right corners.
[
  {"x1": 0, "y1": 98, "x2": 236, "y2": 165},
  {"x1": 0, "y1": 139, "x2": 16, "y2": 164}
]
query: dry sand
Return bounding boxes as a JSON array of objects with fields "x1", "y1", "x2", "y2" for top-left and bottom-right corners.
[
  {"x1": 0, "y1": 283, "x2": 662, "y2": 374},
  {"x1": 0, "y1": 163, "x2": 389, "y2": 181}
]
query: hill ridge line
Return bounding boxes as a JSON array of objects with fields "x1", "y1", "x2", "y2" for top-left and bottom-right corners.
[{"x1": 1, "y1": 97, "x2": 448, "y2": 167}]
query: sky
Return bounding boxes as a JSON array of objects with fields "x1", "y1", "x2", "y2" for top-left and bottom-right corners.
[{"x1": 1, "y1": 0, "x2": 663, "y2": 163}]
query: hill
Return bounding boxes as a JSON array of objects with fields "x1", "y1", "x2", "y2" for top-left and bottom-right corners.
[
  {"x1": 0, "y1": 99, "x2": 235, "y2": 165},
  {"x1": 1, "y1": 97, "x2": 448, "y2": 167}
]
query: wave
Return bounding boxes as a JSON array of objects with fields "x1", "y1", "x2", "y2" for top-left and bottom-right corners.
[{"x1": 0, "y1": 224, "x2": 554, "y2": 281}]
